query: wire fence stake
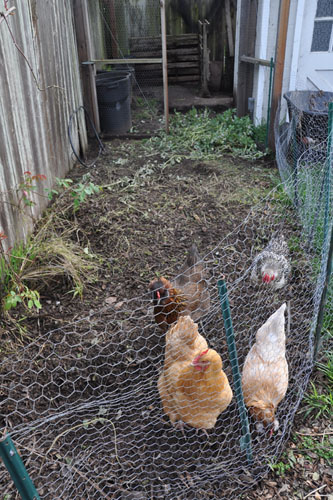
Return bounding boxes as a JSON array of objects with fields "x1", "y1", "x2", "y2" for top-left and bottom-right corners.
[
  {"x1": 0, "y1": 433, "x2": 41, "y2": 500},
  {"x1": 217, "y1": 278, "x2": 253, "y2": 465}
]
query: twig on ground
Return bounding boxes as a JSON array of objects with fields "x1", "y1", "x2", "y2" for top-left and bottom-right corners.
[
  {"x1": 45, "y1": 417, "x2": 122, "y2": 466},
  {"x1": 295, "y1": 430, "x2": 333, "y2": 436},
  {"x1": 304, "y1": 484, "x2": 327, "y2": 499}
]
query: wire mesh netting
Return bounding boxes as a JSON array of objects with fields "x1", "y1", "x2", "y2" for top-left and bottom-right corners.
[
  {"x1": 276, "y1": 90, "x2": 333, "y2": 254},
  {"x1": 0, "y1": 128, "x2": 332, "y2": 498}
]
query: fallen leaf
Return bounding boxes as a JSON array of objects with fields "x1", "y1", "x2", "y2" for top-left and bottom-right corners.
[
  {"x1": 115, "y1": 301, "x2": 124, "y2": 309},
  {"x1": 105, "y1": 296, "x2": 117, "y2": 305}
]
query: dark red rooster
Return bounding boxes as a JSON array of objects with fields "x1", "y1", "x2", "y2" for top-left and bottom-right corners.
[{"x1": 149, "y1": 244, "x2": 210, "y2": 332}]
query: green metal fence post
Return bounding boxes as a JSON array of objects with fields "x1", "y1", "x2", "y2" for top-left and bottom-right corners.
[
  {"x1": 0, "y1": 434, "x2": 41, "y2": 500},
  {"x1": 217, "y1": 278, "x2": 253, "y2": 465},
  {"x1": 314, "y1": 101, "x2": 333, "y2": 358}
]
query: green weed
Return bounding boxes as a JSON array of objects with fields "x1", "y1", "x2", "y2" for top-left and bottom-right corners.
[
  {"x1": 269, "y1": 450, "x2": 296, "y2": 476},
  {"x1": 302, "y1": 381, "x2": 333, "y2": 420},
  {"x1": 298, "y1": 435, "x2": 333, "y2": 463},
  {"x1": 46, "y1": 174, "x2": 101, "y2": 212},
  {"x1": 253, "y1": 123, "x2": 267, "y2": 146},
  {"x1": 144, "y1": 107, "x2": 267, "y2": 163},
  {"x1": 132, "y1": 96, "x2": 159, "y2": 121}
]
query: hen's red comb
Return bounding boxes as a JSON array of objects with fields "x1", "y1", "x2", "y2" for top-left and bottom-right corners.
[{"x1": 193, "y1": 349, "x2": 209, "y2": 364}]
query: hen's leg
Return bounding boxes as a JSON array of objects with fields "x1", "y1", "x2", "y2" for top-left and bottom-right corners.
[
  {"x1": 174, "y1": 420, "x2": 185, "y2": 436},
  {"x1": 195, "y1": 428, "x2": 209, "y2": 438}
]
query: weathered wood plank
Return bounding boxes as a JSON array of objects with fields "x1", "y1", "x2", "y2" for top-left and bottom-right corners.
[
  {"x1": 128, "y1": 32, "x2": 200, "y2": 86},
  {"x1": 130, "y1": 51, "x2": 199, "y2": 60},
  {"x1": 135, "y1": 63, "x2": 200, "y2": 74},
  {"x1": 0, "y1": 1, "x2": 87, "y2": 249},
  {"x1": 130, "y1": 48, "x2": 199, "y2": 58},
  {"x1": 130, "y1": 34, "x2": 199, "y2": 43},
  {"x1": 73, "y1": 0, "x2": 100, "y2": 133}
]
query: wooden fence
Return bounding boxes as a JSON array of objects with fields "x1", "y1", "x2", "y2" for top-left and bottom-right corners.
[{"x1": 0, "y1": 1, "x2": 87, "y2": 250}]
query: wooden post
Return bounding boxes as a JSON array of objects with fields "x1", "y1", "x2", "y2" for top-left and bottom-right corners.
[
  {"x1": 268, "y1": 0, "x2": 291, "y2": 150},
  {"x1": 235, "y1": 0, "x2": 258, "y2": 116},
  {"x1": 225, "y1": 0, "x2": 234, "y2": 57},
  {"x1": 199, "y1": 20, "x2": 210, "y2": 97},
  {"x1": 107, "y1": 0, "x2": 118, "y2": 58},
  {"x1": 73, "y1": 0, "x2": 100, "y2": 134},
  {"x1": 160, "y1": 0, "x2": 169, "y2": 134}
]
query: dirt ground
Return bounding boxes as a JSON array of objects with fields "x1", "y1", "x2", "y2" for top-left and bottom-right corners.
[{"x1": 1, "y1": 121, "x2": 332, "y2": 498}]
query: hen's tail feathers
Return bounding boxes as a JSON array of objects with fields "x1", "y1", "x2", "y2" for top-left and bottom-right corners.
[
  {"x1": 176, "y1": 243, "x2": 205, "y2": 286},
  {"x1": 262, "y1": 302, "x2": 286, "y2": 333},
  {"x1": 167, "y1": 315, "x2": 199, "y2": 344},
  {"x1": 185, "y1": 244, "x2": 201, "y2": 267}
]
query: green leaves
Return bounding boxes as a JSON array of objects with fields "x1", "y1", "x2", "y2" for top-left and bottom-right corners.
[
  {"x1": 71, "y1": 182, "x2": 101, "y2": 211},
  {"x1": 145, "y1": 108, "x2": 266, "y2": 162},
  {"x1": 4, "y1": 290, "x2": 22, "y2": 310},
  {"x1": 4, "y1": 287, "x2": 41, "y2": 311},
  {"x1": 46, "y1": 176, "x2": 101, "y2": 211}
]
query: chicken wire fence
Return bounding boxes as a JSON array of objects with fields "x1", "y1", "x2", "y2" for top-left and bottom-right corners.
[
  {"x1": 0, "y1": 134, "x2": 332, "y2": 499},
  {"x1": 275, "y1": 91, "x2": 333, "y2": 256}
]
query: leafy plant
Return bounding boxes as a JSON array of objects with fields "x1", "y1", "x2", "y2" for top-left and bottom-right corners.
[
  {"x1": 0, "y1": 224, "x2": 99, "y2": 316},
  {"x1": 46, "y1": 177, "x2": 73, "y2": 200},
  {"x1": 133, "y1": 96, "x2": 159, "y2": 121},
  {"x1": 144, "y1": 108, "x2": 267, "y2": 163},
  {"x1": 269, "y1": 450, "x2": 296, "y2": 476},
  {"x1": 0, "y1": 234, "x2": 42, "y2": 313},
  {"x1": 71, "y1": 181, "x2": 101, "y2": 211},
  {"x1": 17, "y1": 170, "x2": 47, "y2": 208},
  {"x1": 47, "y1": 175, "x2": 101, "y2": 211},
  {"x1": 253, "y1": 123, "x2": 267, "y2": 146},
  {"x1": 299, "y1": 435, "x2": 333, "y2": 463},
  {"x1": 4, "y1": 287, "x2": 41, "y2": 311}
]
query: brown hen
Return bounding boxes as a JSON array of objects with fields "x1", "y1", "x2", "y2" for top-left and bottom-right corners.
[{"x1": 149, "y1": 244, "x2": 210, "y2": 331}]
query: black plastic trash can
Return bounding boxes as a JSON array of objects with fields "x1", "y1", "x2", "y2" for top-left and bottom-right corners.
[
  {"x1": 96, "y1": 72, "x2": 132, "y2": 134},
  {"x1": 284, "y1": 90, "x2": 333, "y2": 141}
]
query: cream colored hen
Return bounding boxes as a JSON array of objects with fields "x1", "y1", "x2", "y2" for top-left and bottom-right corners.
[{"x1": 242, "y1": 303, "x2": 288, "y2": 432}]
